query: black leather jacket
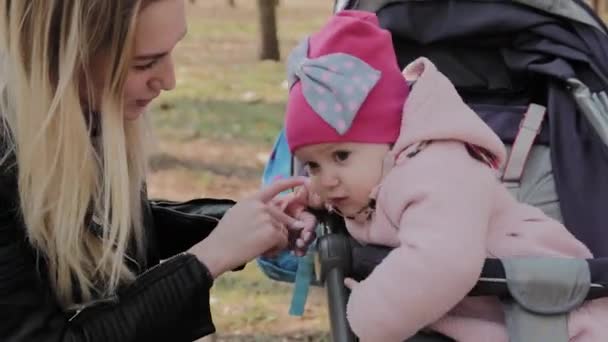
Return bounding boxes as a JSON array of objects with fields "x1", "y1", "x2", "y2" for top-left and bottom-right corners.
[{"x1": 0, "y1": 157, "x2": 235, "y2": 342}]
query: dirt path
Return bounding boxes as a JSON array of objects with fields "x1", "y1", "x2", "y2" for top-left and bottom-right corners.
[{"x1": 148, "y1": 138, "x2": 269, "y2": 200}]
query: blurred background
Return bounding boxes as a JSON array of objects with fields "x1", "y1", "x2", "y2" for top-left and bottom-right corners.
[{"x1": 146, "y1": 1, "x2": 608, "y2": 341}]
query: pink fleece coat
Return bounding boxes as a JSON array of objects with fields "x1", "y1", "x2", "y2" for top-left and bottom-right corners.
[{"x1": 343, "y1": 57, "x2": 608, "y2": 342}]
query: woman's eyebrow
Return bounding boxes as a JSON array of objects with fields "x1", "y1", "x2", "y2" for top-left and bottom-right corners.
[
  {"x1": 134, "y1": 29, "x2": 188, "y2": 61},
  {"x1": 135, "y1": 52, "x2": 168, "y2": 61}
]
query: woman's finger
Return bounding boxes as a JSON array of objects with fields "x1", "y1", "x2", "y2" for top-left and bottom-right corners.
[
  {"x1": 271, "y1": 218, "x2": 289, "y2": 248},
  {"x1": 262, "y1": 220, "x2": 288, "y2": 258},
  {"x1": 266, "y1": 204, "x2": 305, "y2": 229},
  {"x1": 256, "y1": 177, "x2": 308, "y2": 203}
]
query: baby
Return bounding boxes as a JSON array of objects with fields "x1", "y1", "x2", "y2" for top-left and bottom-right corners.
[{"x1": 281, "y1": 10, "x2": 608, "y2": 342}]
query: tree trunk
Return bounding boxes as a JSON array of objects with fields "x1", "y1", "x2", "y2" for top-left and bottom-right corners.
[
  {"x1": 589, "y1": 0, "x2": 601, "y2": 12},
  {"x1": 257, "y1": 0, "x2": 280, "y2": 61}
]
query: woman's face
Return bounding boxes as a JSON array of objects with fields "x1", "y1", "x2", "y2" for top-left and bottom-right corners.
[
  {"x1": 89, "y1": 0, "x2": 187, "y2": 120},
  {"x1": 124, "y1": 0, "x2": 187, "y2": 120}
]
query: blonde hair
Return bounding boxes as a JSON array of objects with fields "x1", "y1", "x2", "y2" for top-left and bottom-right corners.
[{"x1": 0, "y1": 0, "x2": 157, "y2": 308}]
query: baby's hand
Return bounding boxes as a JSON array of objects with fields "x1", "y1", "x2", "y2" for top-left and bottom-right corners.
[
  {"x1": 291, "y1": 210, "x2": 316, "y2": 256},
  {"x1": 268, "y1": 184, "x2": 319, "y2": 256},
  {"x1": 344, "y1": 277, "x2": 359, "y2": 290},
  {"x1": 293, "y1": 181, "x2": 324, "y2": 209}
]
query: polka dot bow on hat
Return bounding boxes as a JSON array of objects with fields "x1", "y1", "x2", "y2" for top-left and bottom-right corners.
[{"x1": 284, "y1": 10, "x2": 409, "y2": 153}]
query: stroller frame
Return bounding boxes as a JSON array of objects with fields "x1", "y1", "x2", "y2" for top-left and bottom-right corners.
[{"x1": 312, "y1": 0, "x2": 608, "y2": 341}]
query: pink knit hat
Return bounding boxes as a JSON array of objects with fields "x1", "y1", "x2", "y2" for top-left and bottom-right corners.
[{"x1": 285, "y1": 10, "x2": 409, "y2": 153}]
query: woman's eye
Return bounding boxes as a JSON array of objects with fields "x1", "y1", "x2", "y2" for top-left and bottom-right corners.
[
  {"x1": 333, "y1": 151, "x2": 350, "y2": 162},
  {"x1": 134, "y1": 60, "x2": 157, "y2": 71}
]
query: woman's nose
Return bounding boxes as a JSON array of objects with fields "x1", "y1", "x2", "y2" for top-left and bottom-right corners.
[{"x1": 149, "y1": 56, "x2": 176, "y2": 92}]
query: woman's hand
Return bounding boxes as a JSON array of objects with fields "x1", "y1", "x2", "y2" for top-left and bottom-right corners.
[{"x1": 188, "y1": 177, "x2": 308, "y2": 278}]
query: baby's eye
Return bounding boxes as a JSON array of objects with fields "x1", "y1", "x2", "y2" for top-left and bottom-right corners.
[
  {"x1": 305, "y1": 161, "x2": 320, "y2": 174},
  {"x1": 333, "y1": 150, "x2": 350, "y2": 162}
]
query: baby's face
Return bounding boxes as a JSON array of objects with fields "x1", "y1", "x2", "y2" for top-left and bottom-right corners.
[{"x1": 295, "y1": 142, "x2": 390, "y2": 217}]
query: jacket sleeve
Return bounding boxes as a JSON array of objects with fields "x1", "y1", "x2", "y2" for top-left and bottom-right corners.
[
  {"x1": 346, "y1": 141, "x2": 495, "y2": 341},
  {"x1": 0, "y1": 219, "x2": 217, "y2": 342},
  {"x1": 148, "y1": 198, "x2": 235, "y2": 260},
  {"x1": 0, "y1": 194, "x2": 218, "y2": 342}
]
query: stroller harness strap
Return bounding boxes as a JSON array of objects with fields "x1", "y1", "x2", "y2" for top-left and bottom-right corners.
[
  {"x1": 501, "y1": 257, "x2": 591, "y2": 342},
  {"x1": 502, "y1": 104, "x2": 547, "y2": 182}
]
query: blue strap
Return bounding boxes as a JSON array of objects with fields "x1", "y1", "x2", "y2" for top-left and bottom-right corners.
[
  {"x1": 289, "y1": 252, "x2": 314, "y2": 316},
  {"x1": 259, "y1": 129, "x2": 316, "y2": 316}
]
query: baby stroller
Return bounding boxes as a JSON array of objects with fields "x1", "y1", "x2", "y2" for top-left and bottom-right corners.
[{"x1": 259, "y1": 0, "x2": 608, "y2": 341}]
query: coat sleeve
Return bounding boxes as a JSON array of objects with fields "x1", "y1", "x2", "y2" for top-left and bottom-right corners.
[
  {"x1": 0, "y1": 213, "x2": 218, "y2": 342},
  {"x1": 346, "y1": 141, "x2": 496, "y2": 341},
  {"x1": 0, "y1": 183, "x2": 219, "y2": 342},
  {"x1": 148, "y1": 197, "x2": 234, "y2": 259}
]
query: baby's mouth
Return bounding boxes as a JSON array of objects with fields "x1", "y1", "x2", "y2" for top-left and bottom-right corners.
[{"x1": 328, "y1": 197, "x2": 348, "y2": 207}]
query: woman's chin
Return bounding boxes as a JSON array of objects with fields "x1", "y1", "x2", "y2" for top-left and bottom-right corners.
[{"x1": 124, "y1": 105, "x2": 146, "y2": 120}]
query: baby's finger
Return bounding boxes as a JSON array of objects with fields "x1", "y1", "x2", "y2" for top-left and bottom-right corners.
[
  {"x1": 298, "y1": 211, "x2": 317, "y2": 228},
  {"x1": 301, "y1": 230, "x2": 315, "y2": 242},
  {"x1": 344, "y1": 277, "x2": 359, "y2": 290},
  {"x1": 308, "y1": 191, "x2": 324, "y2": 209}
]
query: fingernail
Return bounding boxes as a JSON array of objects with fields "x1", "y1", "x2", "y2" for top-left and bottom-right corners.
[
  {"x1": 293, "y1": 221, "x2": 306, "y2": 229},
  {"x1": 296, "y1": 239, "x2": 305, "y2": 248}
]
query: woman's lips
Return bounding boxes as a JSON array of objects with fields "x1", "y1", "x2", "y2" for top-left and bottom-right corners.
[{"x1": 136, "y1": 99, "x2": 152, "y2": 107}]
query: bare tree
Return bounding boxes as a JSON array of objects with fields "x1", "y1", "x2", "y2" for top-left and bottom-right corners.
[
  {"x1": 189, "y1": 0, "x2": 236, "y2": 8},
  {"x1": 257, "y1": 0, "x2": 280, "y2": 61},
  {"x1": 588, "y1": 0, "x2": 606, "y2": 12},
  {"x1": 590, "y1": 0, "x2": 598, "y2": 10}
]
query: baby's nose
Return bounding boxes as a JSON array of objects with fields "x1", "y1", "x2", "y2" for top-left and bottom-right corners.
[{"x1": 320, "y1": 172, "x2": 339, "y2": 188}]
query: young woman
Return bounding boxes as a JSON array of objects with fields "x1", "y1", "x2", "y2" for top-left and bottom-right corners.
[{"x1": 0, "y1": 1, "x2": 311, "y2": 341}]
